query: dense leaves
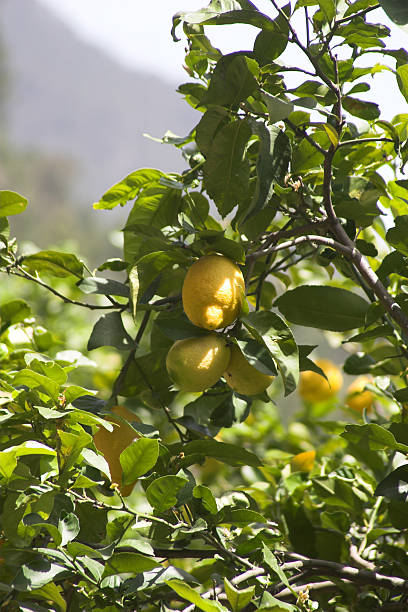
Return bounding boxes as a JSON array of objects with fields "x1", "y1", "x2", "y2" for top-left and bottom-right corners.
[{"x1": 2, "y1": 0, "x2": 408, "y2": 610}]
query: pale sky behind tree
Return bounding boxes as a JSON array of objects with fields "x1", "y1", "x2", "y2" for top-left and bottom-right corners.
[{"x1": 37, "y1": 0, "x2": 408, "y2": 118}]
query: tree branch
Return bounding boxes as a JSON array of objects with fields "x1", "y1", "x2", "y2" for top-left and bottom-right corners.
[
  {"x1": 282, "y1": 552, "x2": 408, "y2": 593},
  {"x1": 249, "y1": 234, "x2": 352, "y2": 261}
]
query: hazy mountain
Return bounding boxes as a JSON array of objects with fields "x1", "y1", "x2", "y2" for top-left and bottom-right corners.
[
  {"x1": 0, "y1": 0, "x2": 198, "y2": 261},
  {"x1": 1, "y1": 0, "x2": 197, "y2": 197}
]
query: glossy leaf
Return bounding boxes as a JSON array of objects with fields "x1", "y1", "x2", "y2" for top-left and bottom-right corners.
[
  {"x1": 146, "y1": 475, "x2": 189, "y2": 512},
  {"x1": 93, "y1": 168, "x2": 164, "y2": 210},
  {"x1": 276, "y1": 285, "x2": 369, "y2": 331},
  {"x1": 120, "y1": 438, "x2": 159, "y2": 484},
  {"x1": 0, "y1": 190, "x2": 28, "y2": 217},
  {"x1": 87, "y1": 312, "x2": 134, "y2": 351},
  {"x1": 203, "y1": 119, "x2": 251, "y2": 216},
  {"x1": 22, "y1": 250, "x2": 84, "y2": 279},
  {"x1": 166, "y1": 579, "x2": 227, "y2": 612},
  {"x1": 242, "y1": 311, "x2": 299, "y2": 396},
  {"x1": 77, "y1": 277, "x2": 130, "y2": 297}
]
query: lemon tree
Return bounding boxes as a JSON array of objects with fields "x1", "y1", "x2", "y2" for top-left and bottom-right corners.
[{"x1": 2, "y1": 1, "x2": 408, "y2": 610}]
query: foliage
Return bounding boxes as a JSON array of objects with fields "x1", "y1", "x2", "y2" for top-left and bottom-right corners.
[{"x1": 1, "y1": 1, "x2": 408, "y2": 610}]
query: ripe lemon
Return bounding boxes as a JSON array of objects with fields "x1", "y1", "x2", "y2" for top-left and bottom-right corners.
[
  {"x1": 182, "y1": 254, "x2": 245, "y2": 330},
  {"x1": 346, "y1": 375, "x2": 374, "y2": 413},
  {"x1": 93, "y1": 405, "x2": 140, "y2": 497},
  {"x1": 298, "y1": 359, "x2": 343, "y2": 403},
  {"x1": 223, "y1": 344, "x2": 274, "y2": 396},
  {"x1": 166, "y1": 334, "x2": 230, "y2": 392},
  {"x1": 290, "y1": 450, "x2": 316, "y2": 473}
]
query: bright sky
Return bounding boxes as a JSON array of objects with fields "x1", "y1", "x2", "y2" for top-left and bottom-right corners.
[{"x1": 37, "y1": 0, "x2": 408, "y2": 117}]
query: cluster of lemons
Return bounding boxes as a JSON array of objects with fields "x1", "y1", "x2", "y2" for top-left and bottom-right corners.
[
  {"x1": 299, "y1": 358, "x2": 374, "y2": 413},
  {"x1": 166, "y1": 254, "x2": 274, "y2": 396},
  {"x1": 93, "y1": 258, "x2": 375, "y2": 494}
]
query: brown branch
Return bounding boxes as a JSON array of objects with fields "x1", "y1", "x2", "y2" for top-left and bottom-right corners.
[
  {"x1": 8, "y1": 268, "x2": 124, "y2": 311},
  {"x1": 322, "y1": 146, "x2": 408, "y2": 337},
  {"x1": 249, "y1": 234, "x2": 351, "y2": 261},
  {"x1": 282, "y1": 552, "x2": 408, "y2": 593},
  {"x1": 338, "y1": 137, "x2": 394, "y2": 148},
  {"x1": 284, "y1": 118, "x2": 327, "y2": 155}
]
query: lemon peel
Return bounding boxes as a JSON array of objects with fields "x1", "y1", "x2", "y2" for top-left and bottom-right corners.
[
  {"x1": 182, "y1": 254, "x2": 245, "y2": 330},
  {"x1": 223, "y1": 343, "x2": 274, "y2": 396},
  {"x1": 166, "y1": 334, "x2": 230, "y2": 392}
]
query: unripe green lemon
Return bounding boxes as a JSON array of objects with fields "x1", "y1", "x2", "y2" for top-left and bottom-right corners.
[
  {"x1": 182, "y1": 254, "x2": 245, "y2": 330},
  {"x1": 223, "y1": 344, "x2": 274, "y2": 396},
  {"x1": 166, "y1": 334, "x2": 230, "y2": 392}
]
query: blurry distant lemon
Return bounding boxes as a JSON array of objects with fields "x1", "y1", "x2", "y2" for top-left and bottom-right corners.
[
  {"x1": 346, "y1": 375, "x2": 374, "y2": 413},
  {"x1": 224, "y1": 344, "x2": 274, "y2": 396},
  {"x1": 182, "y1": 254, "x2": 245, "y2": 330},
  {"x1": 93, "y1": 405, "x2": 140, "y2": 497},
  {"x1": 166, "y1": 334, "x2": 230, "y2": 392},
  {"x1": 299, "y1": 359, "x2": 343, "y2": 403},
  {"x1": 291, "y1": 450, "x2": 316, "y2": 472}
]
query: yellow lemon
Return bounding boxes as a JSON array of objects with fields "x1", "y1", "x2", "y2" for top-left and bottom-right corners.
[
  {"x1": 291, "y1": 450, "x2": 316, "y2": 473},
  {"x1": 346, "y1": 375, "x2": 374, "y2": 413},
  {"x1": 93, "y1": 405, "x2": 140, "y2": 497},
  {"x1": 223, "y1": 344, "x2": 274, "y2": 396},
  {"x1": 182, "y1": 254, "x2": 245, "y2": 330},
  {"x1": 299, "y1": 359, "x2": 343, "y2": 403},
  {"x1": 166, "y1": 334, "x2": 230, "y2": 392}
]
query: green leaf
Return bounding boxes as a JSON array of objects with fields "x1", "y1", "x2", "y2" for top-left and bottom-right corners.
[
  {"x1": 77, "y1": 277, "x2": 130, "y2": 297},
  {"x1": 120, "y1": 438, "x2": 159, "y2": 484},
  {"x1": 28, "y1": 582, "x2": 67, "y2": 612},
  {"x1": 224, "y1": 577, "x2": 255, "y2": 612},
  {"x1": 379, "y1": 0, "x2": 408, "y2": 26},
  {"x1": 22, "y1": 250, "x2": 84, "y2": 279},
  {"x1": 13, "y1": 369, "x2": 60, "y2": 401},
  {"x1": 245, "y1": 122, "x2": 291, "y2": 219},
  {"x1": 58, "y1": 512, "x2": 80, "y2": 546},
  {"x1": 93, "y1": 168, "x2": 164, "y2": 210},
  {"x1": 0, "y1": 190, "x2": 28, "y2": 217},
  {"x1": 174, "y1": 2, "x2": 276, "y2": 33},
  {"x1": 342, "y1": 97, "x2": 380, "y2": 120},
  {"x1": 276, "y1": 285, "x2": 369, "y2": 331},
  {"x1": 253, "y1": 5, "x2": 290, "y2": 62},
  {"x1": 154, "y1": 312, "x2": 209, "y2": 341},
  {"x1": 262, "y1": 543, "x2": 290, "y2": 587},
  {"x1": 386, "y1": 216, "x2": 408, "y2": 255},
  {"x1": 202, "y1": 53, "x2": 258, "y2": 108},
  {"x1": 136, "y1": 249, "x2": 189, "y2": 297},
  {"x1": 12, "y1": 560, "x2": 66, "y2": 591},
  {"x1": 203, "y1": 119, "x2": 251, "y2": 216},
  {"x1": 0, "y1": 299, "x2": 31, "y2": 326},
  {"x1": 193, "y1": 485, "x2": 218, "y2": 514},
  {"x1": 146, "y1": 475, "x2": 189, "y2": 512},
  {"x1": 123, "y1": 185, "x2": 183, "y2": 231},
  {"x1": 166, "y1": 579, "x2": 227, "y2": 612},
  {"x1": 242, "y1": 311, "x2": 299, "y2": 396},
  {"x1": 102, "y1": 552, "x2": 159, "y2": 577},
  {"x1": 87, "y1": 311, "x2": 134, "y2": 351},
  {"x1": 375, "y1": 465, "x2": 408, "y2": 501},
  {"x1": 129, "y1": 264, "x2": 139, "y2": 320},
  {"x1": 341, "y1": 424, "x2": 408, "y2": 453},
  {"x1": 0, "y1": 441, "x2": 56, "y2": 480},
  {"x1": 170, "y1": 440, "x2": 262, "y2": 467},
  {"x1": 397, "y1": 65, "x2": 408, "y2": 103},
  {"x1": 262, "y1": 92, "x2": 294, "y2": 123},
  {"x1": 219, "y1": 509, "x2": 266, "y2": 525},
  {"x1": 258, "y1": 594, "x2": 297, "y2": 611}
]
